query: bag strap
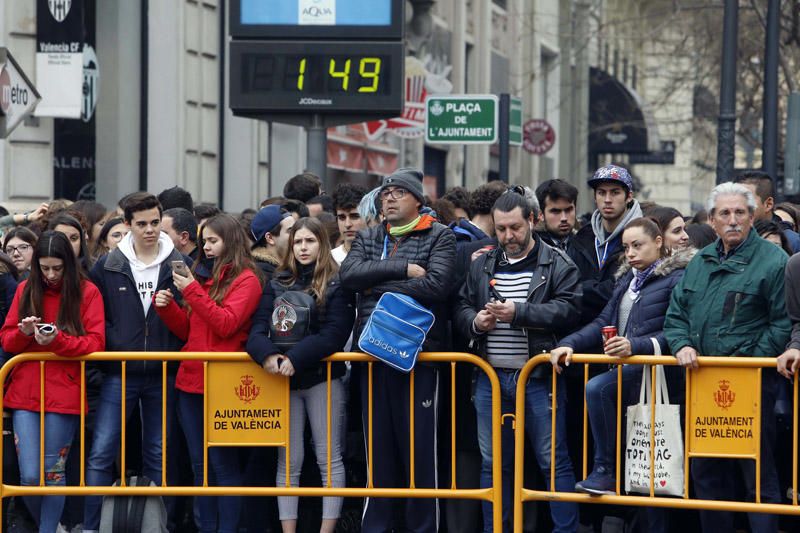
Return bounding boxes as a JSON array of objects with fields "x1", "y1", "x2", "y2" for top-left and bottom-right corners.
[
  {"x1": 638, "y1": 364, "x2": 649, "y2": 405},
  {"x1": 127, "y1": 476, "x2": 148, "y2": 532},
  {"x1": 112, "y1": 481, "x2": 129, "y2": 533}
]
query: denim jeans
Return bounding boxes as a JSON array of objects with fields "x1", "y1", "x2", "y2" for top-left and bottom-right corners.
[
  {"x1": 13, "y1": 410, "x2": 78, "y2": 533},
  {"x1": 584, "y1": 365, "x2": 643, "y2": 472},
  {"x1": 177, "y1": 391, "x2": 242, "y2": 533},
  {"x1": 83, "y1": 373, "x2": 175, "y2": 531},
  {"x1": 474, "y1": 370, "x2": 577, "y2": 533}
]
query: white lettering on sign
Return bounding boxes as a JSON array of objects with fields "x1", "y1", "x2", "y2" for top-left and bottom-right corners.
[
  {"x1": 429, "y1": 127, "x2": 494, "y2": 138},
  {"x1": 444, "y1": 102, "x2": 483, "y2": 114}
]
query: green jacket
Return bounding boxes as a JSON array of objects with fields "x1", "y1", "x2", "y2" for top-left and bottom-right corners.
[{"x1": 664, "y1": 229, "x2": 790, "y2": 357}]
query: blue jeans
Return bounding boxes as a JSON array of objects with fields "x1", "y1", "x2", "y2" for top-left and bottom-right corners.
[
  {"x1": 474, "y1": 370, "x2": 577, "y2": 533},
  {"x1": 177, "y1": 391, "x2": 242, "y2": 533},
  {"x1": 584, "y1": 365, "x2": 642, "y2": 472},
  {"x1": 13, "y1": 410, "x2": 78, "y2": 533},
  {"x1": 83, "y1": 373, "x2": 175, "y2": 530}
]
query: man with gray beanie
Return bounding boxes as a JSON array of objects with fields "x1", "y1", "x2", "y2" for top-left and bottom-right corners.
[
  {"x1": 340, "y1": 167, "x2": 456, "y2": 533},
  {"x1": 569, "y1": 164, "x2": 643, "y2": 324}
]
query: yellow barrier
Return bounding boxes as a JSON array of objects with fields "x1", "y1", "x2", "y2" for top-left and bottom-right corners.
[
  {"x1": 0, "y1": 351, "x2": 504, "y2": 530},
  {"x1": 513, "y1": 354, "x2": 800, "y2": 533}
]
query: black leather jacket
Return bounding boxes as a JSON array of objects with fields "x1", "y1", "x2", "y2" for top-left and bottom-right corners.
[
  {"x1": 340, "y1": 220, "x2": 457, "y2": 352},
  {"x1": 454, "y1": 240, "x2": 582, "y2": 362}
]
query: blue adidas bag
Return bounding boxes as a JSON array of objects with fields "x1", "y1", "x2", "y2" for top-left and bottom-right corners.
[{"x1": 358, "y1": 292, "x2": 435, "y2": 372}]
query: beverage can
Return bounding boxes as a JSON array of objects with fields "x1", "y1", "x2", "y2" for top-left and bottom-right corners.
[{"x1": 601, "y1": 326, "x2": 617, "y2": 343}]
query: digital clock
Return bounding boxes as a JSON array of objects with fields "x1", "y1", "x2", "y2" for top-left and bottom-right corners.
[{"x1": 229, "y1": 41, "x2": 404, "y2": 118}]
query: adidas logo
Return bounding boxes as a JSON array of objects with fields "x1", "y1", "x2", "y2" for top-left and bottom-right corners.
[
  {"x1": 399, "y1": 350, "x2": 409, "y2": 359},
  {"x1": 422, "y1": 399, "x2": 432, "y2": 408}
]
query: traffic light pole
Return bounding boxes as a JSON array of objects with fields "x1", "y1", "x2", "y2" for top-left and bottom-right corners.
[
  {"x1": 498, "y1": 93, "x2": 510, "y2": 183},
  {"x1": 306, "y1": 114, "x2": 330, "y2": 193},
  {"x1": 762, "y1": 0, "x2": 779, "y2": 183},
  {"x1": 716, "y1": 0, "x2": 738, "y2": 184}
]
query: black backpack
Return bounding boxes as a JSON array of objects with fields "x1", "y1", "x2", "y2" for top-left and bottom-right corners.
[
  {"x1": 99, "y1": 475, "x2": 167, "y2": 532},
  {"x1": 269, "y1": 290, "x2": 316, "y2": 350}
]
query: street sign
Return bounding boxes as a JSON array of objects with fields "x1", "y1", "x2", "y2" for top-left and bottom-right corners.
[
  {"x1": 509, "y1": 96, "x2": 523, "y2": 146},
  {"x1": 425, "y1": 94, "x2": 498, "y2": 144},
  {"x1": 523, "y1": 119, "x2": 556, "y2": 155},
  {"x1": 0, "y1": 48, "x2": 41, "y2": 138}
]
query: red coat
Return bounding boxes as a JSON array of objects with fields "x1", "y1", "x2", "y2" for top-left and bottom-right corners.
[
  {"x1": 156, "y1": 267, "x2": 261, "y2": 394},
  {"x1": 1, "y1": 280, "x2": 106, "y2": 414}
]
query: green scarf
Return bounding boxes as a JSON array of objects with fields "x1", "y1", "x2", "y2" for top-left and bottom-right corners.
[{"x1": 388, "y1": 215, "x2": 422, "y2": 237}]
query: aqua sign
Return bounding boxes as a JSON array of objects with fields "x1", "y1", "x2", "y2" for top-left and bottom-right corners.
[{"x1": 425, "y1": 95, "x2": 498, "y2": 144}]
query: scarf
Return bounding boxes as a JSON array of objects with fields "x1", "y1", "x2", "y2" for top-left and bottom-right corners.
[
  {"x1": 630, "y1": 259, "x2": 662, "y2": 294},
  {"x1": 388, "y1": 215, "x2": 422, "y2": 237}
]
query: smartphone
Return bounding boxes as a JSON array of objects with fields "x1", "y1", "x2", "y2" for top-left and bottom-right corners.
[
  {"x1": 36, "y1": 323, "x2": 56, "y2": 335},
  {"x1": 171, "y1": 260, "x2": 189, "y2": 277}
]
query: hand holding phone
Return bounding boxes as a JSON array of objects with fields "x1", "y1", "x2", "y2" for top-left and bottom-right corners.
[{"x1": 171, "y1": 260, "x2": 189, "y2": 277}]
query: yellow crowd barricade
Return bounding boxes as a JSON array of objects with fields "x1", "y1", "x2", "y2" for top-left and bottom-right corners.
[
  {"x1": 0, "y1": 351, "x2": 504, "y2": 531},
  {"x1": 513, "y1": 353, "x2": 800, "y2": 533}
]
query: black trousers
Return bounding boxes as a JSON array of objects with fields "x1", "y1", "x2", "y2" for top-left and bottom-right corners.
[{"x1": 360, "y1": 362, "x2": 439, "y2": 533}]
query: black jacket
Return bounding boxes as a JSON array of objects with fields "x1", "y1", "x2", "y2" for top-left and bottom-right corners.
[
  {"x1": 455, "y1": 240, "x2": 582, "y2": 361},
  {"x1": 90, "y1": 248, "x2": 187, "y2": 375},
  {"x1": 568, "y1": 223, "x2": 624, "y2": 324},
  {"x1": 559, "y1": 248, "x2": 693, "y2": 354},
  {"x1": 246, "y1": 268, "x2": 354, "y2": 390},
  {"x1": 340, "y1": 219, "x2": 457, "y2": 352}
]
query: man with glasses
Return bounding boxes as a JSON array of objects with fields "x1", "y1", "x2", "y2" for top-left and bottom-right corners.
[
  {"x1": 340, "y1": 168, "x2": 456, "y2": 533},
  {"x1": 664, "y1": 182, "x2": 790, "y2": 533}
]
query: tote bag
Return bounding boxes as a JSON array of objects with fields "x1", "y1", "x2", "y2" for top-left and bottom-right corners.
[{"x1": 624, "y1": 364, "x2": 684, "y2": 497}]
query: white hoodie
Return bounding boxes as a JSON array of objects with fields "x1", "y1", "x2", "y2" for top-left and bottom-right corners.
[{"x1": 117, "y1": 232, "x2": 175, "y2": 316}]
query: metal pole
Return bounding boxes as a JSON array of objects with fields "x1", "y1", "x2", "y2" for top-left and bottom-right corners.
[
  {"x1": 762, "y1": 0, "x2": 779, "y2": 182},
  {"x1": 306, "y1": 114, "x2": 329, "y2": 192},
  {"x1": 498, "y1": 93, "x2": 510, "y2": 183},
  {"x1": 716, "y1": 0, "x2": 739, "y2": 184}
]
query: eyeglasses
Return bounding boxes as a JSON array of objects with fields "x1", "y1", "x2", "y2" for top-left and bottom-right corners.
[
  {"x1": 381, "y1": 187, "x2": 407, "y2": 200},
  {"x1": 5, "y1": 244, "x2": 31, "y2": 255}
]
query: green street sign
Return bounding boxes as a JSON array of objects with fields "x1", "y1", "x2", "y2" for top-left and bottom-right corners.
[
  {"x1": 425, "y1": 94, "x2": 498, "y2": 144},
  {"x1": 509, "y1": 96, "x2": 523, "y2": 146}
]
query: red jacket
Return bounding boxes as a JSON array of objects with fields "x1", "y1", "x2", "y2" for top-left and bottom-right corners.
[
  {"x1": 1, "y1": 280, "x2": 106, "y2": 414},
  {"x1": 156, "y1": 267, "x2": 261, "y2": 394}
]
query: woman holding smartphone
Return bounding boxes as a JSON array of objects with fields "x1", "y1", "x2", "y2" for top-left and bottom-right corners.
[
  {"x1": 0, "y1": 231, "x2": 105, "y2": 533},
  {"x1": 155, "y1": 213, "x2": 261, "y2": 533},
  {"x1": 247, "y1": 217, "x2": 354, "y2": 533}
]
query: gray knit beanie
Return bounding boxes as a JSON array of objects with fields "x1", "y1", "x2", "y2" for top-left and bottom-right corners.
[{"x1": 381, "y1": 168, "x2": 425, "y2": 204}]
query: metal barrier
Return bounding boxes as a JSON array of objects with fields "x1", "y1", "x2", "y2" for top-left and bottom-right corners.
[
  {"x1": 0, "y1": 351, "x2": 503, "y2": 530},
  {"x1": 513, "y1": 353, "x2": 800, "y2": 533}
]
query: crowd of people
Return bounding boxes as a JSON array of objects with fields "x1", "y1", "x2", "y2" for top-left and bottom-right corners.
[{"x1": 0, "y1": 164, "x2": 797, "y2": 533}]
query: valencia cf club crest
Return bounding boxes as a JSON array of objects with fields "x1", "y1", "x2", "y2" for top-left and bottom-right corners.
[
  {"x1": 48, "y1": 0, "x2": 72, "y2": 22},
  {"x1": 234, "y1": 375, "x2": 260, "y2": 404},
  {"x1": 714, "y1": 380, "x2": 735, "y2": 410}
]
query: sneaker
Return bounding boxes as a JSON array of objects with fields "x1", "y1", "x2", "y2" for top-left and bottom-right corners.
[{"x1": 575, "y1": 466, "x2": 616, "y2": 496}]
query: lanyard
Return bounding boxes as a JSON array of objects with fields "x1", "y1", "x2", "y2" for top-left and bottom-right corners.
[
  {"x1": 381, "y1": 235, "x2": 389, "y2": 260},
  {"x1": 595, "y1": 237, "x2": 610, "y2": 269}
]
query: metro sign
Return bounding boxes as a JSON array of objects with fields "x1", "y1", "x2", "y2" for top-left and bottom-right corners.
[{"x1": 0, "y1": 49, "x2": 41, "y2": 138}]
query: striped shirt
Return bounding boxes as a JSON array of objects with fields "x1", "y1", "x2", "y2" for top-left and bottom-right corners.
[{"x1": 486, "y1": 271, "x2": 533, "y2": 369}]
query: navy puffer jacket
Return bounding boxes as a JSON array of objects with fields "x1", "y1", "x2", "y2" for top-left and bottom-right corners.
[{"x1": 559, "y1": 247, "x2": 695, "y2": 355}]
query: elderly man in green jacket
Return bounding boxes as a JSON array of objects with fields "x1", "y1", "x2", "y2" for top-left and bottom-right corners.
[{"x1": 664, "y1": 181, "x2": 790, "y2": 533}]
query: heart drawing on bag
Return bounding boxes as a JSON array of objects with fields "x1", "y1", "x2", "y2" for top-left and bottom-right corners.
[{"x1": 660, "y1": 480, "x2": 666, "y2": 487}]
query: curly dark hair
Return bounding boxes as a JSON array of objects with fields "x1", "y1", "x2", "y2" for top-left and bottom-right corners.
[
  {"x1": 443, "y1": 187, "x2": 472, "y2": 218},
  {"x1": 332, "y1": 183, "x2": 368, "y2": 212},
  {"x1": 283, "y1": 172, "x2": 322, "y2": 203},
  {"x1": 469, "y1": 180, "x2": 508, "y2": 217}
]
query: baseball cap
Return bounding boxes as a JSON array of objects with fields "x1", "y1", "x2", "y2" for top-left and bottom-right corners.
[
  {"x1": 250, "y1": 205, "x2": 290, "y2": 244},
  {"x1": 587, "y1": 164, "x2": 634, "y2": 193}
]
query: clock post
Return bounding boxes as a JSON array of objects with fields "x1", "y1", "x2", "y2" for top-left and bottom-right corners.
[{"x1": 228, "y1": 1, "x2": 405, "y2": 191}]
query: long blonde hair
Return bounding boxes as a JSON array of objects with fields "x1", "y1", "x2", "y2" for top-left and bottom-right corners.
[{"x1": 277, "y1": 217, "x2": 338, "y2": 307}]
